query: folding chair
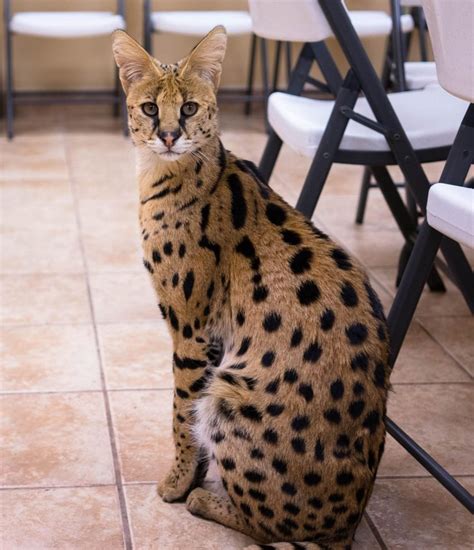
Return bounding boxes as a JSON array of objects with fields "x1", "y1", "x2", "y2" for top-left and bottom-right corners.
[
  {"x1": 3, "y1": 0, "x2": 127, "y2": 139},
  {"x1": 387, "y1": 0, "x2": 474, "y2": 511},
  {"x1": 357, "y1": 0, "x2": 438, "y2": 225},
  {"x1": 254, "y1": 0, "x2": 474, "y2": 306}
]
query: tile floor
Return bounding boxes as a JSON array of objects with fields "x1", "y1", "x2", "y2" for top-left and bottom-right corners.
[{"x1": 1, "y1": 105, "x2": 473, "y2": 549}]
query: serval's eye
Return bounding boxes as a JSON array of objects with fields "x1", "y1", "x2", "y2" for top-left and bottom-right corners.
[
  {"x1": 181, "y1": 101, "x2": 198, "y2": 117},
  {"x1": 142, "y1": 102, "x2": 158, "y2": 117}
]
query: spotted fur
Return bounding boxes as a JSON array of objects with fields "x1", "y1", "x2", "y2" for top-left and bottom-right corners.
[{"x1": 113, "y1": 27, "x2": 389, "y2": 550}]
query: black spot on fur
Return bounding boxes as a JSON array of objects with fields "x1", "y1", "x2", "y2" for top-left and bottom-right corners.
[
  {"x1": 263, "y1": 312, "x2": 281, "y2": 332},
  {"x1": 297, "y1": 280, "x2": 320, "y2": 305},
  {"x1": 182, "y1": 271, "x2": 195, "y2": 301},
  {"x1": 235, "y1": 236, "x2": 256, "y2": 258},
  {"x1": 261, "y1": 351, "x2": 275, "y2": 367},
  {"x1": 331, "y1": 248, "x2": 352, "y2": 270},
  {"x1": 291, "y1": 415, "x2": 310, "y2": 432},
  {"x1": 176, "y1": 388, "x2": 189, "y2": 399},
  {"x1": 340, "y1": 282, "x2": 359, "y2": 307},
  {"x1": 266, "y1": 203, "x2": 287, "y2": 226},
  {"x1": 233, "y1": 483, "x2": 244, "y2": 496},
  {"x1": 315, "y1": 439, "x2": 325, "y2": 462},
  {"x1": 281, "y1": 229, "x2": 302, "y2": 245},
  {"x1": 353, "y1": 382, "x2": 365, "y2": 396},
  {"x1": 308, "y1": 497, "x2": 323, "y2": 509},
  {"x1": 163, "y1": 242, "x2": 173, "y2": 256},
  {"x1": 363, "y1": 410, "x2": 381, "y2": 434},
  {"x1": 182, "y1": 324, "x2": 193, "y2": 339},
  {"x1": 168, "y1": 306, "x2": 179, "y2": 331},
  {"x1": 283, "y1": 369, "x2": 298, "y2": 384},
  {"x1": 253, "y1": 285, "x2": 269, "y2": 303},
  {"x1": 227, "y1": 173, "x2": 247, "y2": 229},
  {"x1": 281, "y1": 482, "x2": 297, "y2": 496},
  {"x1": 374, "y1": 362, "x2": 386, "y2": 388},
  {"x1": 324, "y1": 409, "x2": 342, "y2": 424},
  {"x1": 330, "y1": 379, "x2": 345, "y2": 400},
  {"x1": 237, "y1": 337, "x2": 252, "y2": 356},
  {"x1": 152, "y1": 249, "x2": 162, "y2": 263},
  {"x1": 240, "y1": 502, "x2": 253, "y2": 517},
  {"x1": 266, "y1": 403, "x2": 285, "y2": 416},
  {"x1": 351, "y1": 352, "x2": 369, "y2": 372},
  {"x1": 336, "y1": 471, "x2": 354, "y2": 486},
  {"x1": 348, "y1": 400, "x2": 366, "y2": 419},
  {"x1": 291, "y1": 438, "x2": 306, "y2": 454},
  {"x1": 249, "y1": 489, "x2": 267, "y2": 502},
  {"x1": 199, "y1": 235, "x2": 221, "y2": 264},
  {"x1": 258, "y1": 505, "x2": 274, "y2": 518},
  {"x1": 272, "y1": 458, "x2": 287, "y2": 475},
  {"x1": 303, "y1": 341, "x2": 322, "y2": 363},
  {"x1": 298, "y1": 383, "x2": 314, "y2": 402},
  {"x1": 289, "y1": 248, "x2": 313, "y2": 274},
  {"x1": 304, "y1": 472, "x2": 321, "y2": 486},
  {"x1": 265, "y1": 379, "x2": 280, "y2": 395},
  {"x1": 178, "y1": 243, "x2": 186, "y2": 258},
  {"x1": 244, "y1": 470, "x2": 266, "y2": 483},
  {"x1": 221, "y1": 457, "x2": 236, "y2": 471},
  {"x1": 320, "y1": 308, "x2": 335, "y2": 331},
  {"x1": 200, "y1": 203, "x2": 211, "y2": 232},
  {"x1": 250, "y1": 448, "x2": 265, "y2": 460},
  {"x1": 346, "y1": 323, "x2": 368, "y2": 345},
  {"x1": 236, "y1": 309, "x2": 246, "y2": 326},
  {"x1": 143, "y1": 259, "x2": 154, "y2": 274},
  {"x1": 290, "y1": 328, "x2": 303, "y2": 347}
]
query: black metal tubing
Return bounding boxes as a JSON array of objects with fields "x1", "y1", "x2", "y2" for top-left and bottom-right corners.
[
  {"x1": 295, "y1": 70, "x2": 360, "y2": 218},
  {"x1": 355, "y1": 168, "x2": 372, "y2": 224},
  {"x1": 389, "y1": 0, "x2": 407, "y2": 92},
  {"x1": 309, "y1": 41, "x2": 343, "y2": 95},
  {"x1": 143, "y1": 0, "x2": 152, "y2": 53},
  {"x1": 386, "y1": 418, "x2": 474, "y2": 513},
  {"x1": 244, "y1": 34, "x2": 258, "y2": 115}
]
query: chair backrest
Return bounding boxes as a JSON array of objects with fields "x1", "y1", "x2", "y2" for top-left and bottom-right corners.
[
  {"x1": 401, "y1": 0, "x2": 423, "y2": 6},
  {"x1": 248, "y1": 0, "x2": 335, "y2": 42},
  {"x1": 422, "y1": 0, "x2": 474, "y2": 102},
  {"x1": 4, "y1": 0, "x2": 125, "y2": 17}
]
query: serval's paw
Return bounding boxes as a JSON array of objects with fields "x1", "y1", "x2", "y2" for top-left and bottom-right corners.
[
  {"x1": 157, "y1": 466, "x2": 196, "y2": 502},
  {"x1": 185, "y1": 487, "x2": 211, "y2": 517}
]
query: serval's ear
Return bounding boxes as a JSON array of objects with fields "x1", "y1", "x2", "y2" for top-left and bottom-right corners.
[
  {"x1": 112, "y1": 30, "x2": 161, "y2": 94},
  {"x1": 179, "y1": 25, "x2": 227, "y2": 90}
]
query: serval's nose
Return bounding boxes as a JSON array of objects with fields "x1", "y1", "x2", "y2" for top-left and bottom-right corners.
[{"x1": 159, "y1": 128, "x2": 182, "y2": 150}]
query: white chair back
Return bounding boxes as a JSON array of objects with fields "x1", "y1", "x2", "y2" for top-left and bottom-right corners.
[
  {"x1": 248, "y1": 0, "x2": 335, "y2": 42},
  {"x1": 401, "y1": 0, "x2": 423, "y2": 6},
  {"x1": 422, "y1": 0, "x2": 474, "y2": 102}
]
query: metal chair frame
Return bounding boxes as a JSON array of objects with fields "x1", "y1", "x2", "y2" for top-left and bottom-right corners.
[
  {"x1": 3, "y1": 0, "x2": 128, "y2": 139},
  {"x1": 258, "y1": 0, "x2": 474, "y2": 511}
]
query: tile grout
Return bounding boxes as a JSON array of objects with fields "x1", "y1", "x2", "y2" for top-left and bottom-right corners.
[
  {"x1": 64, "y1": 134, "x2": 133, "y2": 550},
  {"x1": 364, "y1": 512, "x2": 388, "y2": 550}
]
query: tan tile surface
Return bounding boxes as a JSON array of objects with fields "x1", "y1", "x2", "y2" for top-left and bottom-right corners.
[
  {"x1": 379, "y1": 384, "x2": 474, "y2": 477},
  {"x1": 110, "y1": 390, "x2": 174, "y2": 483},
  {"x1": 1, "y1": 393, "x2": 115, "y2": 487},
  {"x1": 89, "y1": 272, "x2": 160, "y2": 324},
  {"x1": 1, "y1": 324, "x2": 101, "y2": 392},
  {"x1": 367, "y1": 477, "x2": 474, "y2": 549},
  {"x1": 99, "y1": 322, "x2": 173, "y2": 390},
  {"x1": 0, "y1": 274, "x2": 91, "y2": 325},
  {"x1": 1, "y1": 486, "x2": 125, "y2": 549}
]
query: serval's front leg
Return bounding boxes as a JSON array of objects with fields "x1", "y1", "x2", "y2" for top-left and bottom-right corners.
[{"x1": 158, "y1": 334, "x2": 217, "y2": 502}]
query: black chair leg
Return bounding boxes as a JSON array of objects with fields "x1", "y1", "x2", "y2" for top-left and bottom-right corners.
[
  {"x1": 244, "y1": 34, "x2": 257, "y2": 116},
  {"x1": 259, "y1": 131, "x2": 283, "y2": 184},
  {"x1": 272, "y1": 41, "x2": 282, "y2": 92},
  {"x1": 285, "y1": 42, "x2": 292, "y2": 83},
  {"x1": 6, "y1": 28, "x2": 14, "y2": 139},
  {"x1": 260, "y1": 37, "x2": 270, "y2": 131},
  {"x1": 355, "y1": 167, "x2": 372, "y2": 224}
]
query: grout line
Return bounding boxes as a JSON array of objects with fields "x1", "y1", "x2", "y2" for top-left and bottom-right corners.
[
  {"x1": 0, "y1": 387, "x2": 173, "y2": 397},
  {"x1": 416, "y1": 319, "x2": 473, "y2": 380},
  {"x1": 64, "y1": 137, "x2": 133, "y2": 550},
  {"x1": 1, "y1": 320, "x2": 164, "y2": 329},
  {"x1": 364, "y1": 512, "x2": 388, "y2": 550},
  {"x1": 377, "y1": 474, "x2": 474, "y2": 480},
  {"x1": 0, "y1": 483, "x2": 116, "y2": 492}
]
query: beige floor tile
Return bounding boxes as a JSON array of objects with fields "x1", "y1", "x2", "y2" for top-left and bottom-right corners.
[
  {"x1": 125, "y1": 484, "x2": 380, "y2": 550},
  {"x1": 110, "y1": 390, "x2": 173, "y2": 483},
  {"x1": 0, "y1": 179, "x2": 76, "y2": 231},
  {"x1": 1, "y1": 324, "x2": 101, "y2": 392},
  {"x1": 389, "y1": 321, "x2": 471, "y2": 384},
  {"x1": 418, "y1": 316, "x2": 474, "y2": 377},
  {"x1": 125, "y1": 483, "x2": 255, "y2": 550},
  {"x1": 0, "y1": 274, "x2": 91, "y2": 325},
  {"x1": 1, "y1": 134, "x2": 68, "y2": 182},
  {"x1": 371, "y1": 267, "x2": 473, "y2": 318},
  {"x1": 89, "y1": 272, "x2": 160, "y2": 324},
  {"x1": 367, "y1": 477, "x2": 474, "y2": 549},
  {"x1": 379, "y1": 384, "x2": 473, "y2": 477},
  {"x1": 1, "y1": 486, "x2": 125, "y2": 549},
  {"x1": 99, "y1": 322, "x2": 173, "y2": 390},
  {"x1": 1, "y1": 226, "x2": 83, "y2": 274},
  {"x1": 1, "y1": 392, "x2": 115, "y2": 487}
]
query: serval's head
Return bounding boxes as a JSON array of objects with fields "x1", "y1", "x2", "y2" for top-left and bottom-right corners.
[{"x1": 112, "y1": 26, "x2": 227, "y2": 162}]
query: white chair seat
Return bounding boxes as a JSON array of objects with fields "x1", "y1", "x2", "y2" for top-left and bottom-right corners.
[
  {"x1": 268, "y1": 85, "x2": 467, "y2": 158},
  {"x1": 9, "y1": 12, "x2": 125, "y2": 38},
  {"x1": 405, "y1": 61, "x2": 438, "y2": 90},
  {"x1": 151, "y1": 11, "x2": 252, "y2": 36},
  {"x1": 349, "y1": 11, "x2": 414, "y2": 37},
  {"x1": 427, "y1": 184, "x2": 474, "y2": 248}
]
